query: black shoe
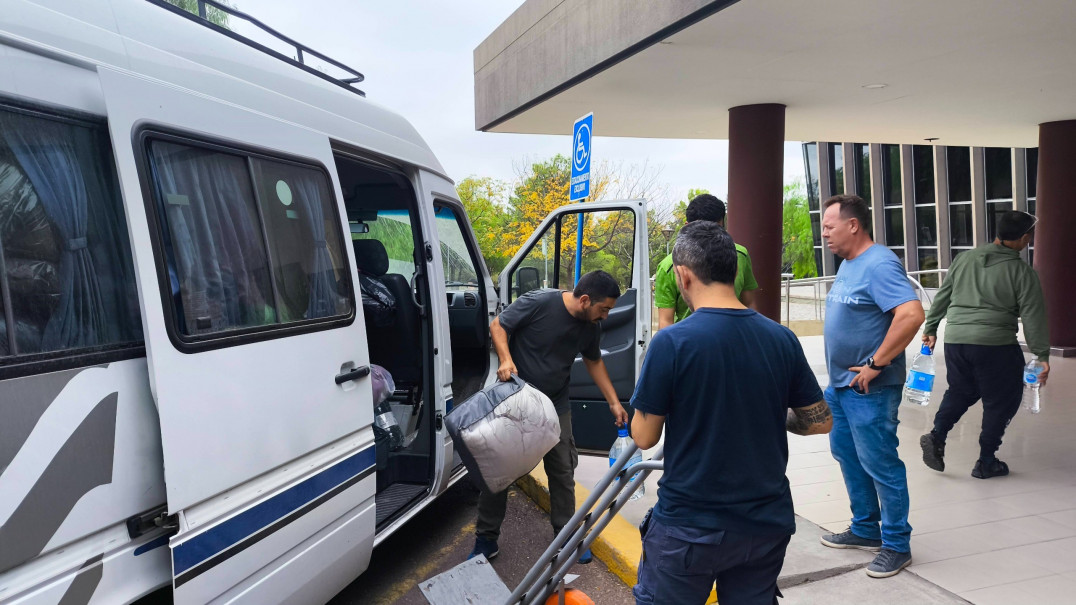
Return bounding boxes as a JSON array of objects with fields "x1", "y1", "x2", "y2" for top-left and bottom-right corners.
[
  {"x1": 468, "y1": 537, "x2": 499, "y2": 561},
  {"x1": 820, "y1": 529, "x2": 882, "y2": 552},
  {"x1": 920, "y1": 433, "x2": 945, "y2": 472},
  {"x1": 866, "y1": 548, "x2": 912, "y2": 578},
  {"x1": 972, "y1": 458, "x2": 1009, "y2": 479}
]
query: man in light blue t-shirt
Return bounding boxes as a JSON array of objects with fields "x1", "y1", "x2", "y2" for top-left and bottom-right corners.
[{"x1": 819, "y1": 195, "x2": 924, "y2": 579}]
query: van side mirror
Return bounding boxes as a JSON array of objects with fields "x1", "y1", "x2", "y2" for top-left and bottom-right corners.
[{"x1": 517, "y1": 267, "x2": 540, "y2": 297}]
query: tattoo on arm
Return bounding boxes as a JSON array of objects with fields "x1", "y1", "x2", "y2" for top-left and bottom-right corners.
[{"x1": 786, "y1": 400, "x2": 832, "y2": 436}]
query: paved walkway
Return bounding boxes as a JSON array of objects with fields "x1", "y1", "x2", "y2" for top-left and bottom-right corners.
[{"x1": 572, "y1": 322, "x2": 1076, "y2": 604}]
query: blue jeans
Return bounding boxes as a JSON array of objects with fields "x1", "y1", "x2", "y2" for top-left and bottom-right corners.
[{"x1": 825, "y1": 384, "x2": 911, "y2": 553}]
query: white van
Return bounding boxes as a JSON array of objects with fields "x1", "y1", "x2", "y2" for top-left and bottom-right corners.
[{"x1": 0, "y1": 1, "x2": 651, "y2": 603}]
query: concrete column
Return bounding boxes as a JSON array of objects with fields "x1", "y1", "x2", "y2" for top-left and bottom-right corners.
[
  {"x1": 727, "y1": 104, "x2": 785, "y2": 322},
  {"x1": 868, "y1": 144, "x2": 886, "y2": 242},
  {"x1": 1012, "y1": 148, "x2": 1029, "y2": 263},
  {"x1": 1036, "y1": 120, "x2": 1076, "y2": 351},
  {"x1": 933, "y1": 146, "x2": 952, "y2": 268},
  {"x1": 817, "y1": 141, "x2": 836, "y2": 277},
  {"x1": 900, "y1": 145, "x2": 919, "y2": 271},
  {"x1": 971, "y1": 147, "x2": 988, "y2": 246}
]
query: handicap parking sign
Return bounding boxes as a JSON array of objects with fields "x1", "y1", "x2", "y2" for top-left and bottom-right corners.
[{"x1": 570, "y1": 113, "x2": 592, "y2": 201}]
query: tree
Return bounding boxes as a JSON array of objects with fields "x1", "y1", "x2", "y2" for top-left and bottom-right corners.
[
  {"x1": 782, "y1": 180, "x2": 818, "y2": 278},
  {"x1": 165, "y1": 0, "x2": 232, "y2": 28},
  {"x1": 455, "y1": 176, "x2": 511, "y2": 277}
]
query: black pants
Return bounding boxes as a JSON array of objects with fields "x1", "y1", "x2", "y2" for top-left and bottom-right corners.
[{"x1": 932, "y1": 343, "x2": 1024, "y2": 460}]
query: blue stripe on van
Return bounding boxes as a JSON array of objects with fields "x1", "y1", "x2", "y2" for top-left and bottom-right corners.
[{"x1": 172, "y1": 446, "x2": 375, "y2": 576}]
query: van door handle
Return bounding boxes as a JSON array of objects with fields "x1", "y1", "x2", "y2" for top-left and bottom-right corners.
[{"x1": 335, "y1": 365, "x2": 371, "y2": 385}]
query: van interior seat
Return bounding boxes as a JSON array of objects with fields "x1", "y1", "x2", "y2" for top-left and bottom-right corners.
[{"x1": 352, "y1": 239, "x2": 421, "y2": 387}]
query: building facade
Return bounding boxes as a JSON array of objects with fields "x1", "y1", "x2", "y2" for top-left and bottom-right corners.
[{"x1": 803, "y1": 143, "x2": 1037, "y2": 286}]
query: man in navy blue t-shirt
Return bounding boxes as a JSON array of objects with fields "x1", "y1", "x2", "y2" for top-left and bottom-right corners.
[{"x1": 630, "y1": 222, "x2": 832, "y2": 605}]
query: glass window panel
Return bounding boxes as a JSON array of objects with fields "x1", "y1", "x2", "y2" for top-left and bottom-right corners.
[
  {"x1": 947, "y1": 147, "x2": 972, "y2": 202},
  {"x1": 952, "y1": 247, "x2": 970, "y2": 261},
  {"x1": 814, "y1": 248, "x2": 823, "y2": 276},
  {"x1": 830, "y1": 143, "x2": 844, "y2": 195},
  {"x1": 884, "y1": 207, "x2": 904, "y2": 246},
  {"x1": 0, "y1": 107, "x2": 141, "y2": 357},
  {"x1": 1028, "y1": 248, "x2": 1033, "y2": 266},
  {"x1": 882, "y1": 144, "x2": 901, "y2": 207},
  {"x1": 149, "y1": 141, "x2": 277, "y2": 335},
  {"x1": 918, "y1": 248, "x2": 940, "y2": 288},
  {"x1": 916, "y1": 205, "x2": 937, "y2": 246},
  {"x1": 252, "y1": 158, "x2": 352, "y2": 321},
  {"x1": 556, "y1": 210, "x2": 635, "y2": 290},
  {"x1": 434, "y1": 206, "x2": 480, "y2": 292},
  {"x1": 353, "y1": 210, "x2": 416, "y2": 280},
  {"x1": 985, "y1": 147, "x2": 1013, "y2": 201},
  {"x1": 854, "y1": 143, "x2": 871, "y2": 203},
  {"x1": 1028, "y1": 198, "x2": 1036, "y2": 216},
  {"x1": 834, "y1": 254, "x2": 843, "y2": 272},
  {"x1": 804, "y1": 143, "x2": 820, "y2": 211},
  {"x1": 1026, "y1": 148, "x2": 1038, "y2": 199},
  {"x1": 810, "y1": 212, "x2": 821, "y2": 246},
  {"x1": 912, "y1": 145, "x2": 935, "y2": 205},
  {"x1": 949, "y1": 204, "x2": 973, "y2": 247},
  {"x1": 511, "y1": 224, "x2": 555, "y2": 301},
  {"x1": 987, "y1": 200, "x2": 1013, "y2": 241},
  {"x1": 892, "y1": 247, "x2": 906, "y2": 268}
]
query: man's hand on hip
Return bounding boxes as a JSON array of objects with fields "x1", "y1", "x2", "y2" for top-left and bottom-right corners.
[
  {"x1": 848, "y1": 364, "x2": 881, "y2": 394},
  {"x1": 497, "y1": 360, "x2": 518, "y2": 382},
  {"x1": 609, "y1": 402, "x2": 629, "y2": 427}
]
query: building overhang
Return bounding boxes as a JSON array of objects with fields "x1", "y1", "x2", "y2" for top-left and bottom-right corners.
[{"x1": 474, "y1": 0, "x2": 1076, "y2": 148}]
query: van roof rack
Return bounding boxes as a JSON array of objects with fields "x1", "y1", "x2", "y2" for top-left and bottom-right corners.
[{"x1": 148, "y1": 0, "x2": 366, "y2": 97}]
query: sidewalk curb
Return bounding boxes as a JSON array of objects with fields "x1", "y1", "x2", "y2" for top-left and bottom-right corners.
[{"x1": 516, "y1": 467, "x2": 721, "y2": 604}]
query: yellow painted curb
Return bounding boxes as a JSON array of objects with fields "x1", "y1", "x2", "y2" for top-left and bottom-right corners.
[{"x1": 515, "y1": 467, "x2": 718, "y2": 604}]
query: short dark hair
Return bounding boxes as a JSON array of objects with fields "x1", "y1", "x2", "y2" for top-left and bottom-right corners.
[
  {"x1": 573, "y1": 270, "x2": 621, "y2": 302},
  {"x1": 685, "y1": 193, "x2": 727, "y2": 224},
  {"x1": 672, "y1": 221, "x2": 737, "y2": 286},
  {"x1": 996, "y1": 210, "x2": 1036, "y2": 241},
  {"x1": 823, "y1": 194, "x2": 872, "y2": 237}
]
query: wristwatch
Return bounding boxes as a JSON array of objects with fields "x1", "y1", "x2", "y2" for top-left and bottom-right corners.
[{"x1": 867, "y1": 356, "x2": 888, "y2": 370}]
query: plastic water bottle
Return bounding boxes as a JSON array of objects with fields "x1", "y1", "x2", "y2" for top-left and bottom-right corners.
[
  {"x1": 904, "y1": 344, "x2": 935, "y2": 406},
  {"x1": 1022, "y1": 360, "x2": 1045, "y2": 414},
  {"x1": 609, "y1": 428, "x2": 644, "y2": 501}
]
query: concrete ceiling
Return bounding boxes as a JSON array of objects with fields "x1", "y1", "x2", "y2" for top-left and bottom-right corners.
[{"x1": 482, "y1": 0, "x2": 1076, "y2": 147}]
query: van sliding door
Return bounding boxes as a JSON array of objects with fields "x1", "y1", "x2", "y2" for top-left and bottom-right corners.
[{"x1": 99, "y1": 68, "x2": 376, "y2": 604}]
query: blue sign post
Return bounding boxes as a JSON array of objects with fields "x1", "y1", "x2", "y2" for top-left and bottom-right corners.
[{"x1": 570, "y1": 113, "x2": 592, "y2": 285}]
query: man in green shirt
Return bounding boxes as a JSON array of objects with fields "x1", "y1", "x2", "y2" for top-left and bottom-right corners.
[
  {"x1": 655, "y1": 194, "x2": 758, "y2": 329},
  {"x1": 919, "y1": 211, "x2": 1049, "y2": 479}
]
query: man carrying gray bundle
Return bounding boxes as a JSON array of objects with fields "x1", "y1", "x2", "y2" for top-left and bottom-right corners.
[{"x1": 467, "y1": 270, "x2": 628, "y2": 564}]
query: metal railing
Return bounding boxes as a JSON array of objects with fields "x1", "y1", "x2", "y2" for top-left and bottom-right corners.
[
  {"x1": 782, "y1": 269, "x2": 948, "y2": 326},
  {"x1": 507, "y1": 444, "x2": 663, "y2": 605},
  {"x1": 148, "y1": 0, "x2": 366, "y2": 96}
]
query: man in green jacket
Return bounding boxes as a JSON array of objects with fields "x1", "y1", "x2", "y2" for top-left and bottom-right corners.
[
  {"x1": 654, "y1": 194, "x2": 758, "y2": 329},
  {"x1": 920, "y1": 210, "x2": 1049, "y2": 479}
]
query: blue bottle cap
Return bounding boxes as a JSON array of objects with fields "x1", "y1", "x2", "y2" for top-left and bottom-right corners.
[
  {"x1": 617, "y1": 428, "x2": 629, "y2": 438},
  {"x1": 921, "y1": 343, "x2": 932, "y2": 354}
]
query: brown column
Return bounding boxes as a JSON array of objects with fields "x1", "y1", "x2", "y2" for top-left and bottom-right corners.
[
  {"x1": 727, "y1": 104, "x2": 786, "y2": 321},
  {"x1": 1036, "y1": 120, "x2": 1076, "y2": 351}
]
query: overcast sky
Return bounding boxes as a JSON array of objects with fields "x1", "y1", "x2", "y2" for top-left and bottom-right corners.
[{"x1": 244, "y1": 0, "x2": 806, "y2": 208}]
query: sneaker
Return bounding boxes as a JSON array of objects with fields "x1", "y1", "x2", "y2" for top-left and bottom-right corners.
[
  {"x1": 920, "y1": 433, "x2": 945, "y2": 472},
  {"x1": 820, "y1": 529, "x2": 882, "y2": 552},
  {"x1": 866, "y1": 548, "x2": 912, "y2": 578},
  {"x1": 972, "y1": 458, "x2": 1009, "y2": 479},
  {"x1": 468, "y1": 537, "x2": 499, "y2": 561}
]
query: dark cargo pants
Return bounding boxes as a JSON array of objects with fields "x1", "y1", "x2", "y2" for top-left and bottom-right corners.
[
  {"x1": 932, "y1": 343, "x2": 1025, "y2": 460},
  {"x1": 476, "y1": 411, "x2": 578, "y2": 540}
]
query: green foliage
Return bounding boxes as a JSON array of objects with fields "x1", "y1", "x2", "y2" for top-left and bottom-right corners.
[
  {"x1": 165, "y1": 0, "x2": 232, "y2": 28},
  {"x1": 782, "y1": 180, "x2": 818, "y2": 278}
]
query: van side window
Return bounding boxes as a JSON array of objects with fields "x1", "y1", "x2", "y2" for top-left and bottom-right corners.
[
  {"x1": 0, "y1": 105, "x2": 142, "y2": 360},
  {"x1": 146, "y1": 138, "x2": 352, "y2": 339}
]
